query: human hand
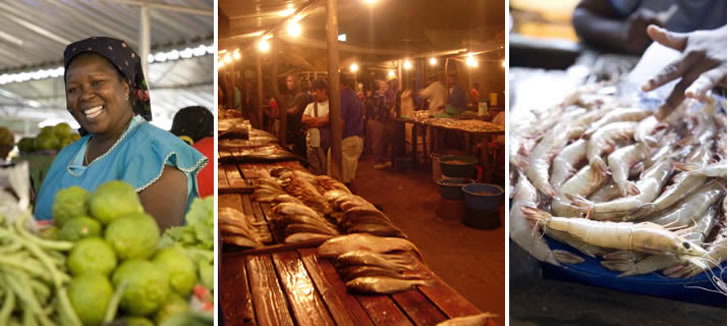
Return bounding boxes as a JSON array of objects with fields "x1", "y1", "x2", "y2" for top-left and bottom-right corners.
[
  {"x1": 641, "y1": 25, "x2": 727, "y2": 119},
  {"x1": 622, "y1": 8, "x2": 664, "y2": 54}
]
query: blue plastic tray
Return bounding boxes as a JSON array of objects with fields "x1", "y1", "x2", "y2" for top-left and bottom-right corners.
[{"x1": 540, "y1": 235, "x2": 727, "y2": 307}]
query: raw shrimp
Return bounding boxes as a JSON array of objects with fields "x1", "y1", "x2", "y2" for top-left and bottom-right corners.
[
  {"x1": 642, "y1": 180, "x2": 724, "y2": 227},
  {"x1": 587, "y1": 121, "x2": 638, "y2": 175},
  {"x1": 635, "y1": 115, "x2": 667, "y2": 145},
  {"x1": 550, "y1": 139, "x2": 587, "y2": 190},
  {"x1": 583, "y1": 108, "x2": 651, "y2": 137},
  {"x1": 520, "y1": 206, "x2": 708, "y2": 257},
  {"x1": 632, "y1": 174, "x2": 708, "y2": 218},
  {"x1": 509, "y1": 176, "x2": 560, "y2": 265},
  {"x1": 607, "y1": 142, "x2": 651, "y2": 196},
  {"x1": 673, "y1": 161, "x2": 727, "y2": 178},
  {"x1": 589, "y1": 183, "x2": 622, "y2": 203},
  {"x1": 526, "y1": 128, "x2": 572, "y2": 198},
  {"x1": 545, "y1": 228, "x2": 609, "y2": 258},
  {"x1": 552, "y1": 165, "x2": 608, "y2": 217},
  {"x1": 664, "y1": 230, "x2": 726, "y2": 279},
  {"x1": 568, "y1": 159, "x2": 673, "y2": 220}
]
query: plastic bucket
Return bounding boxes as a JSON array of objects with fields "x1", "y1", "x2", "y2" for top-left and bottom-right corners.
[
  {"x1": 437, "y1": 178, "x2": 474, "y2": 200},
  {"x1": 431, "y1": 153, "x2": 442, "y2": 183},
  {"x1": 439, "y1": 155, "x2": 477, "y2": 178},
  {"x1": 462, "y1": 183, "x2": 504, "y2": 211}
]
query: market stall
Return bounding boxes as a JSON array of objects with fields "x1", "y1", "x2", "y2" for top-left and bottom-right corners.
[{"x1": 508, "y1": 2, "x2": 727, "y2": 324}]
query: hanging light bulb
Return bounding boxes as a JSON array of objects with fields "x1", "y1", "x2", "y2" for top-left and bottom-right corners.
[
  {"x1": 388, "y1": 70, "x2": 395, "y2": 78},
  {"x1": 429, "y1": 57, "x2": 437, "y2": 65},
  {"x1": 287, "y1": 21, "x2": 302, "y2": 37},
  {"x1": 233, "y1": 49, "x2": 241, "y2": 60},
  {"x1": 258, "y1": 38, "x2": 270, "y2": 52},
  {"x1": 223, "y1": 53, "x2": 232, "y2": 63},
  {"x1": 350, "y1": 63, "x2": 359, "y2": 72},
  {"x1": 403, "y1": 59, "x2": 412, "y2": 70}
]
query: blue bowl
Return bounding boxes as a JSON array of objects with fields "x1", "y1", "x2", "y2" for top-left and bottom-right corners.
[
  {"x1": 462, "y1": 183, "x2": 504, "y2": 211},
  {"x1": 437, "y1": 178, "x2": 474, "y2": 200}
]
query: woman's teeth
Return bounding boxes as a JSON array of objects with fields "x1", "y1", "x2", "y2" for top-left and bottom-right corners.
[{"x1": 85, "y1": 106, "x2": 103, "y2": 119}]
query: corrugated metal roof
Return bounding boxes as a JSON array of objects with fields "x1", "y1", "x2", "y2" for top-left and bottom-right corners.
[{"x1": 0, "y1": 0, "x2": 214, "y2": 136}]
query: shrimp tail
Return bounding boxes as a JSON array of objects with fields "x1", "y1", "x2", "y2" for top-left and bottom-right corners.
[
  {"x1": 672, "y1": 162, "x2": 699, "y2": 172},
  {"x1": 625, "y1": 182, "x2": 641, "y2": 197},
  {"x1": 590, "y1": 157, "x2": 609, "y2": 177},
  {"x1": 565, "y1": 193, "x2": 593, "y2": 218},
  {"x1": 552, "y1": 250, "x2": 585, "y2": 264},
  {"x1": 520, "y1": 206, "x2": 551, "y2": 228}
]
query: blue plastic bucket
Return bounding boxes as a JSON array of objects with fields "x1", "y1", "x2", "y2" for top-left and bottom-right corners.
[
  {"x1": 462, "y1": 183, "x2": 504, "y2": 211},
  {"x1": 437, "y1": 178, "x2": 474, "y2": 200}
]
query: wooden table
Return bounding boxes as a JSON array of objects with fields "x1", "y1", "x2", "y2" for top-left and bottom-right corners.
[{"x1": 221, "y1": 247, "x2": 493, "y2": 326}]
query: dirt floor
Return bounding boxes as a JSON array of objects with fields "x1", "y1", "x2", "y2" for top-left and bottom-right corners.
[{"x1": 353, "y1": 154, "x2": 506, "y2": 326}]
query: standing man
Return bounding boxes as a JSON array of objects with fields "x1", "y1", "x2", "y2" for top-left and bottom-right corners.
[
  {"x1": 364, "y1": 81, "x2": 391, "y2": 169},
  {"x1": 448, "y1": 74, "x2": 467, "y2": 110},
  {"x1": 330, "y1": 75, "x2": 365, "y2": 192},
  {"x1": 419, "y1": 75, "x2": 448, "y2": 114},
  {"x1": 301, "y1": 79, "x2": 330, "y2": 175},
  {"x1": 283, "y1": 74, "x2": 312, "y2": 158}
]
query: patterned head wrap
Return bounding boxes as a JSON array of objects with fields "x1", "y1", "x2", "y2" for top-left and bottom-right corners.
[{"x1": 63, "y1": 37, "x2": 151, "y2": 123}]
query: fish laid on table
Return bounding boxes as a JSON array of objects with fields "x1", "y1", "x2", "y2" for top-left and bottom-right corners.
[
  {"x1": 334, "y1": 251, "x2": 418, "y2": 271},
  {"x1": 338, "y1": 265, "x2": 426, "y2": 282},
  {"x1": 345, "y1": 276, "x2": 431, "y2": 294},
  {"x1": 284, "y1": 232, "x2": 335, "y2": 243},
  {"x1": 273, "y1": 202, "x2": 320, "y2": 218},
  {"x1": 318, "y1": 233, "x2": 423, "y2": 261}
]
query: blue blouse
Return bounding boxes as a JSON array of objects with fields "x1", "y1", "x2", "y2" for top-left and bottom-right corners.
[{"x1": 34, "y1": 115, "x2": 208, "y2": 221}]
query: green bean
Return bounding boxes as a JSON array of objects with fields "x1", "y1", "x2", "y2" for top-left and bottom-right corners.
[
  {"x1": 55, "y1": 288, "x2": 81, "y2": 326},
  {"x1": 22, "y1": 307, "x2": 36, "y2": 326},
  {"x1": 0, "y1": 279, "x2": 16, "y2": 325},
  {"x1": 0, "y1": 256, "x2": 51, "y2": 283},
  {"x1": 0, "y1": 230, "x2": 64, "y2": 288},
  {"x1": 104, "y1": 280, "x2": 129, "y2": 323},
  {"x1": 29, "y1": 280, "x2": 50, "y2": 306},
  {"x1": 0, "y1": 241, "x2": 23, "y2": 254},
  {"x1": 3, "y1": 270, "x2": 52, "y2": 326},
  {"x1": 14, "y1": 214, "x2": 72, "y2": 252}
]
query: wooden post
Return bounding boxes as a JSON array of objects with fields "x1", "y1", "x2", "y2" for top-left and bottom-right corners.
[
  {"x1": 256, "y1": 52, "x2": 264, "y2": 130},
  {"x1": 271, "y1": 38, "x2": 286, "y2": 146},
  {"x1": 326, "y1": 0, "x2": 343, "y2": 181}
]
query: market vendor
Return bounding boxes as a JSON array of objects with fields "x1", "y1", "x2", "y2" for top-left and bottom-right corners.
[
  {"x1": 34, "y1": 37, "x2": 207, "y2": 230},
  {"x1": 301, "y1": 79, "x2": 330, "y2": 175},
  {"x1": 419, "y1": 75, "x2": 448, "y2": 114},
  {"x1": 641, "y1": 24, "x2": 727, "y2": 119},
  {"x1": 283, "y1": 74, "x2": 312, "y2": 158},
  {"x1": 0, "y1": 127, "x2": 13, "y2": 166}
]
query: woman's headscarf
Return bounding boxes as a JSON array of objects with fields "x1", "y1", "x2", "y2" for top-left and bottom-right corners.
[{"x1": 63, "y1": 37, "x2": 152, "y2": 124}]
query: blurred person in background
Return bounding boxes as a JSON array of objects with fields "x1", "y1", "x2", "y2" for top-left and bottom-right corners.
[
  {"x1": 283, "y1": 74, "x2": 312, "y2": 157},
  {"x1": 573, "y1": 0, "x2": 726, "y2": 54},
  {"x1": 0, "y1": 127, "x2": 13, "y2": 166},
  {"x1": 330, "y1": 74, "x2": 365, "y2": 192},
  {"x1": 301, "y1": 79, "x2": 330, "y2": 175},
  {"x1": 447, "y1": 74, "x2": 467, "y2": 110},
  {"x1": 170, "y1": 106, "x2": 214, "y2": 198},
  {"x1": 364, "y1": 81, "x2": 391, "y2": 169},
  {"x1": 419, "y1": 75, "x2": 448, "y2": 114},
  {"x1": 470, "y1": 82, "x2": 481, "y2": 109}
]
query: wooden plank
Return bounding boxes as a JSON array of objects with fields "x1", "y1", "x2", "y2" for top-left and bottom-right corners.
[
  {"x1": 391, "y1": 289, "x2": 448, "y2": 326},
  {"x1": 356, "y1": 294, "x2": 414, "y2": 326},
  {"x1": 245, "y1": 255, "x2": 295, "y2": 326},
  {"x1": 241, "y1": 195, "x2": 256, "y2": 218},
  {"x1": 221, "y1": 254, "x2": 256, "y2": 326},
  {"x1": 414, "y1": 265, "x2": 481, "y2": 319},
  {"x1": 223, "y1": 239, "x2": 328, "y2": 256},
  {"x1": 219, "y1": 194, "x2": 244, "y2": 210},
  {"x1": 225, "y1": 164, "x2": 247, "y2": 187},
  {"x1": 219, "y1": 163, "x2": 230, "y2": 188},
  {"x1": 271, "y1": 251, "x2": 336, "y2": 326},
  {"x1": 299, "y1": 248, "x2": 375, "y2": 326}
]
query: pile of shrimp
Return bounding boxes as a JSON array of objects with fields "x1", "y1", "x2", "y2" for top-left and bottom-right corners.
[{"x1": 510, "y1": 87, "x2": 727, "y2": 285}]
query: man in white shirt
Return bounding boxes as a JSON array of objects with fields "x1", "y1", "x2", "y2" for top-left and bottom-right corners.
[
  {"x1": 301, "y1": 79, "x2": 330, "y2": 175},
  {"x1": 419, "y1": 75, "x2": 448, "y2": 114}
]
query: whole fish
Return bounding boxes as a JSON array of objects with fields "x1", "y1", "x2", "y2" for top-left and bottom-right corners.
[
  {"x1": 346, "y1": 276, "x2": 431, "y2": 294},
  {"x1": 318, "y1": 234, "x2": 423, "y2": 261},
  {"x1": 335, "y1": 251, "x2": 417, "y2": 271},
  {"x1": 436, "y1": 313, "x2": 499, "y2": 326},
  {"x1": 338, "y1": 265, "x2": 424, "y2": 282}
]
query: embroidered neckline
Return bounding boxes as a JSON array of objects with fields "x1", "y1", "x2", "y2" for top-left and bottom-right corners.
[{"x1": 67, "y1": 115, "x2": 144, "y2": 176}]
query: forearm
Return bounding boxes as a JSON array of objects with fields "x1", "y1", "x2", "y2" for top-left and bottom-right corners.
[{"x1": 573, "y1": 8, "x2": 628, "y2": 52}]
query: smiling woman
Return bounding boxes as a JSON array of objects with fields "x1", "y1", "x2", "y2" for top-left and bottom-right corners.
[{"x1": 33, "y1": 36, "x2": 208, "y2": 230}]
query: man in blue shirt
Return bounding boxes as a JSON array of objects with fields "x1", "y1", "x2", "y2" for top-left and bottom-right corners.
[
  {"x1": 448, "y1": 74, "x2": 467, "y2": 110},
  {"x1": 329, "y1": 75, "x2": 364, "y2": 192}
]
